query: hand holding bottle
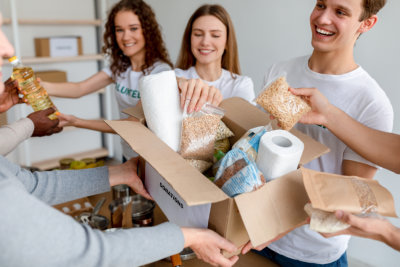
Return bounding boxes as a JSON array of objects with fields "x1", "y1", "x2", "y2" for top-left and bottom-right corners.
[
  {"x1": 0, "y1": 78, "x2": 23, "y2": 112},
  {"x1": 27, "y1": 107, "x2": 63, "y2": 137}
]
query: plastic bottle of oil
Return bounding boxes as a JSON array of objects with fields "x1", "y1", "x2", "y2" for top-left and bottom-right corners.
[{"x1": 8, "y1": 56, "x2": 58, "y2": 119}]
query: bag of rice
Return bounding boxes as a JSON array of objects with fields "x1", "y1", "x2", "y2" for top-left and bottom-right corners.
[
  {"x1": 179, "y1": 101, "x2": 224, "y2": 161},
  {"x1": 216, "y1": 121, "x2": 234, "y2": 141},
  {"x1": 186, "y1": 159, "x2": 213, "y2": 173},
  {"x1": 256, "y1": 76, "x2": 311, "y2": 130}
]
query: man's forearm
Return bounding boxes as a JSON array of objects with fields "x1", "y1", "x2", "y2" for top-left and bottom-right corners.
[
  {"x1": 0, "y1": 118, "x2": 34, "y2": 155},
  {"x1": 325, "y1": 105, "x2": 400, "y2": 174}
]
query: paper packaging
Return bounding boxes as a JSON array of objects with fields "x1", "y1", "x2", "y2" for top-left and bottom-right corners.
[
  {"x1": 302, "y1": 167, "x2": 397, "y2": 217},
  {"x1": 138, "y1": 70, "x2": 182, "y2": 152},
  {"x1": 106, "y1": 97, "x2": 330, "y2": 248},
  {"x1": 256, "y1": 130, "x2": 304, "y2": 180},
  {"x1": 35, "y1": 36, "x2": 83, "y2": 57},
  {"x1": 0, "y1": 112, "x2": 7, "y2": 126}
]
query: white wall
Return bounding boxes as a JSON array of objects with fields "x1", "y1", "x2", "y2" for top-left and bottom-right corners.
[{"x1": 142, "y1": 0, "x2": 400, "y2": 266}]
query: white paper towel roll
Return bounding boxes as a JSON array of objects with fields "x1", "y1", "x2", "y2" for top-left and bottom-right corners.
[
  {"x1": 256, "y1": 130, "x2": 304, "y2": 180},
  {"x1": 139, "y1": 70, "x2": 182, "y2": 151}
]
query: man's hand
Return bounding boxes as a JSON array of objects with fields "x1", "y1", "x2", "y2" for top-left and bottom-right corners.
[
  {"x1": 0, "y1": 78, "x2": 23, "y2": 112},
  {"x1": 181, "y1": 228, "x2": 239, "y2": 267},
  {"x1": 241, "y1": 233, "x2": 284, "y2": 255},
  {"x1": 177, "y1": 77, "x2": 223, "y2": 113},
  {"x1": 108, "y1": 157, "x2": 152, "y2": 200},
  {"x1": 27, "y1": 107, "x2": 63, "y2": 137},
  {"x1": 289, "y1": 87, "x2": 332, "y2": 126}
]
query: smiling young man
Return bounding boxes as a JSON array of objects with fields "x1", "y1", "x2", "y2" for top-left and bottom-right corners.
[{"x1": 254, "y1": 0, "x2": 392, "y2": 266}]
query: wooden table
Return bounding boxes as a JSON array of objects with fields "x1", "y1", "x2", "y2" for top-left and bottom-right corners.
[{"x1": 88, "y1": 192, "x2": 278, "y2": 267}]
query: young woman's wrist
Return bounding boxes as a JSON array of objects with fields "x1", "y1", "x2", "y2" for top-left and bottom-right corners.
[{"x1": 73, "y1": 117, "x2": 85, "y2": 128}]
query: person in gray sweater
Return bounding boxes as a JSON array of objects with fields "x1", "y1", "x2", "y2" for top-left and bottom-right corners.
[
  {"x1": 0, "y1": 155, "x2": 238, "y2": 267},
  {"x1": 0, "y1": 12, "x2": 239, "y2": 267}
]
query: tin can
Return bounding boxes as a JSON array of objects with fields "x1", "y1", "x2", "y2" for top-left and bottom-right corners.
[{"x1": 131, "y1": 195, "x2": 155, "y2": 227}]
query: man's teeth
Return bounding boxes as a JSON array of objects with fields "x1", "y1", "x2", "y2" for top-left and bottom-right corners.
[{"x1": 316, "y1": 28, "x2": 334, "y2": 36}]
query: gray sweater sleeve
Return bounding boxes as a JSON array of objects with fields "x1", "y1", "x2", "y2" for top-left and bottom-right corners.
[
  {"x1": 1, "y1": 155, "x2": 110, "y2": 205},
  {"x1": 0, "y1": 118, "x2": 34, "y2": 156},
  {"x1": 0, "y1": 159, "x2": 185, "y2": 266}
]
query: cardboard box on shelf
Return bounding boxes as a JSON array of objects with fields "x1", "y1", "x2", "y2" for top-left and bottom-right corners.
[
  {"x1": 34, "y1": 36, "x2": 83, "y2": 57},
  {"x1": 106, "y1": 97, "x2": 330, "y2": 248},
  {"x1": 36, "y1": 70, "x2": 67, "y2": 83}
]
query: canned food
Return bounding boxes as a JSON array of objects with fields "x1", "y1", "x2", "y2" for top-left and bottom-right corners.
[{"x1": 131, "y1": 195, "x2": 155, "y2": 227}]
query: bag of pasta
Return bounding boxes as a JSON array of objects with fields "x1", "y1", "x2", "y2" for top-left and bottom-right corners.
[
  {"x1": 214, "y1": 148, "x2": 266, "y2": 197},
  {"x1": 232, "y1": 124, "x2": 272, "y2": 161},
  {"x1": 179, "y1": 101, "x2": 225, "y2": 161}
]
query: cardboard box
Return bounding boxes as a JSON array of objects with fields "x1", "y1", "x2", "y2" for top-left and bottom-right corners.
[
  {"x1": 0, "y1": 112, "x2": 7, "y2": 126},
  {"x1": 35, "y1": 36, "x2": 83, "y2": 57},
  {"x1": 106, "y1": 97, "x2": 329, "y2": 248},
  {"x1": 36, "y1": 70, "x2": 67, "y2": 83}
]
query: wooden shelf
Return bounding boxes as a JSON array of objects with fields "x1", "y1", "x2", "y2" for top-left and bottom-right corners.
[
  {"x1": 9, "y1": 54, "x2": 104, "y2": 65},
  {"x1": 31, "y1": 147, "x2": 109, "y2": 170},
  {"x1": 3, "y1": 18, "x2": 102, "y2": 26}
]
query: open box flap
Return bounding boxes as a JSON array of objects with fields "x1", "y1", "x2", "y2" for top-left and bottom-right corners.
[
  {"x1": 234, "y1": 169, "x2": 309, "y2": 247},
  {"x1": 123, "y1": 102, "x2": 145, "y2": 123},
  {"x1": 106, "y1": 120, "x2": 229, "y2": 206}
]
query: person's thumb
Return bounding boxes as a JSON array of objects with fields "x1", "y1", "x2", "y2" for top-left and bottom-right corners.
[
  {"x1": 219, "y1": 237, "x2": 237, "y2": 254},
  {"x1": 335, "y1": 210, "x2": 345, "y2": 220}
]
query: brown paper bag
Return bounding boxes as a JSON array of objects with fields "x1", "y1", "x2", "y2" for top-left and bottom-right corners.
[{"x1": 301, "y1": 167, "x2": 397, "y2": 217}]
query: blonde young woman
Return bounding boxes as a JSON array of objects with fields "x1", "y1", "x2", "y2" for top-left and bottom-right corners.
[
  {"x1": 175, "y1": 4, "x2": 255, "y2": 103},
  {"x1": 40, "y1": 0, "x2": 222, "y2": 160}
]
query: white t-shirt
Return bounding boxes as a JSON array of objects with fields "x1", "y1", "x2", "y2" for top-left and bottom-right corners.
[
  {"x1": 263, "y1": 56, "x2": 393, "y2": 264},
  {"x1": 174, "y1": 66, "x2": 255, "y2": 103},
  {"x1": 103, "y1": 61, "x2": 171, "y2": 159}
]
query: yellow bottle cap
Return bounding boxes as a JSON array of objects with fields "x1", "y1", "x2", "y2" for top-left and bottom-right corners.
[{"x1": 8, "y1": 56, "x2": 18, "y2": 62}]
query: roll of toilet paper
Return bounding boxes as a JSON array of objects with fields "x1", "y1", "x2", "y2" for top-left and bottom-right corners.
[
  {"x1": 139, "y1": 70, "x2": 183, "y2": 152},
  {"x1": 256, "y1": 130, "x2": 304, "y2": 180}
]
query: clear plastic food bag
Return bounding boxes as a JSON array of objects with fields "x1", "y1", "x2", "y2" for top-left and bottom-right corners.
[
  {"x1": 214, "y1": 148, "x2": 266, "y2": 197},
  {"x1": 232, "y1": 123, "x2": 272, "y2": 161},
  {"x1": 256, "y1": 76, "x2": 311, "y2": 130},
  {"x1": 216, "y1": 121, "x2": 234, "y2": 141},
  {"x1": 179, "y1": 101, "x2": 225, "y2": 161}
]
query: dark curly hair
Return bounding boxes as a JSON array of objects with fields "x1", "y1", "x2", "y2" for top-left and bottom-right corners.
[{"x1": 102, "y1": 0, "x2": 172, "y2": 79}]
